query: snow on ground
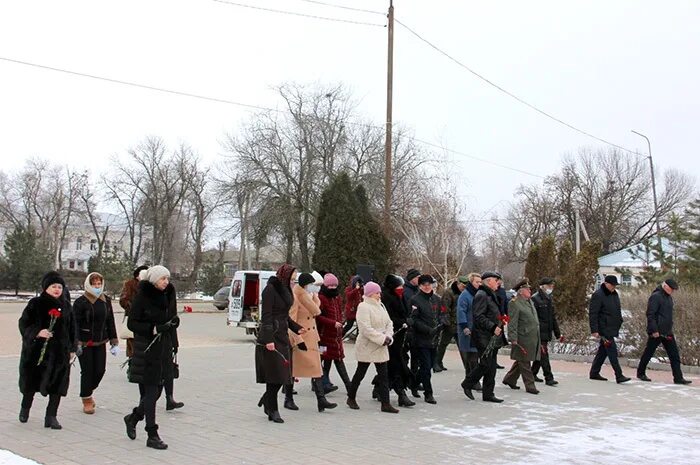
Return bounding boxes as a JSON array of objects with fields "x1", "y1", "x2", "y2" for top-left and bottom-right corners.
[{"x1": 0, "y1": 450, "x2": 40, "y2": 465}]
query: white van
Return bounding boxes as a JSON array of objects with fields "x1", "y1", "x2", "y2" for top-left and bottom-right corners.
[{"x1": 226, "y1": 270, "x2": 276, "y2": 335}]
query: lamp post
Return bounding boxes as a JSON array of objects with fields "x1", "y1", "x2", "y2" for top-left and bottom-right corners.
[{"x1": 631, "y1": 130, "x2": 664, "y2": 267}]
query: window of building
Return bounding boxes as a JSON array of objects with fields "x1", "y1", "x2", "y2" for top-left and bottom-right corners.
[
  {"x1": 90, "y1": 239, "x2": 97, "y2": 251},
  {"x1": 76, "y1": 238, "x2": 82, "y2": 250},
  {"x1": 622, "y1": 274, "x2": 632, "y2": 286},
  {"x1": 69, "y1": 260, "x2": 75, "y2": 269}
]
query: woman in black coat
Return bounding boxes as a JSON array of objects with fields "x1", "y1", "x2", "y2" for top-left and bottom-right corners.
[
  {"x1": 123, "y1": 265, "x2": 179, "y2": 450},
  {"x1": 255, "y1": 264, "x2": 305, "y2": 424},
  {"x1": 73, "y1": 272, "x2": 118, "y2": 414},
  {"x1": 18, "y1": 272, "x2": 77, "y2": 430}
]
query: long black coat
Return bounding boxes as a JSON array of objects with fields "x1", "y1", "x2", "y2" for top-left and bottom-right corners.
[
  {"x1": 74, "y1": 294, "x2": 118, "y2": 345},
  {"x1": 531, "y1": 291, "x2": 561, "y2": 342},
  {"x1": 646, "y1": 286, "x2": 674, "y2": 335},
  {"x1": 588, "y1": 284, "x2": 623, "y2": 338},
  {"x1": 255, "y1": 276, "x2": 302, "y2": 385},
  {"x1": 18, "y1": 292, "x2": 77, "y2": 396},
  {"x1": 472, "y1": 285, "x2": 507, "y2": 350},
  {"x1": 409, "y1": 291, "x2": 441, "y2": 349},
  {"x1": 127, "y1": 281, "x2": 179, "y2": 386}
]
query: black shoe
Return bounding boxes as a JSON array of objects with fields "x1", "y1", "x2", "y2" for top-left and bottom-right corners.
[
  {"x1": 324, "y1": 384, "x2": 339, "y2": 394},
  {"x1": 44, "y1": 416, "x2": 62, "y2": 430},
  {"x1": 283, "y1": 399, "x2": 299, "y2": 410},
  {"x1": 533, "y1": 375, "x2": 544, "y2": 382},
  {"x1": 674, "y1": 379, "x2": 692, "y2": 385},
  {"x1": 439, "y1": 364, "x2": 447, "y2": 371},
  {"x1": 346, "y1": 397, "x2": 360, "y2": 410},
  {"x1": 410, "y1": 388, "x2": 420, "y2": 398},
  {"x1": 503, "y1": 381, "x2": 520, "y2": 390},
  {"x1": 424, "y1": 394, "x2": 437, "y2": 404},
  {"x1": 473, "y1": 382, "x2": 483, "y2": 391},
  {"x1": 267, "y1": 410, "x2": 284, "y2": 423},
  {"x1": 637, "y1": 374, "x2": 652, "y2": 382},
  {"x1": 589, "y1": 374, "x2": 608, "y2": 381},
  {"x1": 317, "y1": 397, "x2": 337, "y2": 412},
  {"x1": 146, "y1": 436, "x2": 168, "y2": 450},
  {"x1": 19, "y1": 408, "x2": 29, "y2": 423},
  {"x1": 460, "y1": 380, "x2": 474, "y2": 400},
  {"x1": 166, "y1": 396, "x2": 184, "y2": 411},
  {"x1": 483, "y1": 396, "x2": 504, "y2": 403},
  {"x1": 545, "y1": 379, "x2": 559, "y2": 386},
  {"x1": 496, "y1": 363, "x2": 504, "y2": 370},
  {"x1": 616, "y1": 376, "x2": 631, "y2": 384},
  {"x1": 397, "y1": 391, "x2": 416, "y2": 407},
  {"x1": 433, "y1": 365, "x2": 444, "y2": 373}
]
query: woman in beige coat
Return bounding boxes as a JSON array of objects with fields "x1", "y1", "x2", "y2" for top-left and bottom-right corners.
[
  {"x1": 284, "y1": 272, "x2": 337, "y2": 412},
  {"x1": 346, "y1": 282, "x2": 399, "y2": 413}
]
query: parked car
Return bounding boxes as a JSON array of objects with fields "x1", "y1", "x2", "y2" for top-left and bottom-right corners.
[{"x1": 213, "y1": 286, "x2": 230, "y2": 310}]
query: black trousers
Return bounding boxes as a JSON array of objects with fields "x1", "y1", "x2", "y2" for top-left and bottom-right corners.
[
  {"x1": 459, "y1": 350, "x2": 479, "y2": 383},
  {"x1": 78, "y1": 345, "x2": 107, "y2": 398},
  {"x1": 138, "y1": 384, "x2": 163, "y2": 428},
  {"x1": 590, "y1": 337, "x2": 624, "y2": 379},
  {"x1": 22, "y1": 393, "x2": 61, "y2": 417},
  {"x1": 531, "y1": 342, "x2": 554, "y2": 381},
  {"x1": 435, "y1": 326, "x2": 456, "y2": 367},
  {"x1": 348, "y1": 362, "x2": 390, "y2": 403},
  {"x1": 637, "y1": 335, "x2": 684, "y2": 381},
  {"x1": 414, "y1": 348, "x2": 436, "y2": 395},
  {"x1": 467, "y1": 347, "x2": 497, "y2": 398},
  {"x1": 265, "y1": 383, "x2": 282, "y2": 411}
]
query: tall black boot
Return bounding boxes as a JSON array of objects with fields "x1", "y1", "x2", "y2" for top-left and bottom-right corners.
[
  {"x1": 19, "y1": 395, "x2": 33, "y2": 423},
  {"x1": 124, "y1": 406, "x2": 144, "y2": 440},
  {"x1": 283, "y1": 384, "x2": 298, "y2": 410},
  {"x1": 145, "y1": 424, "x2": 168, "y2": 450},
  {"x1": 313, "y1": 378, "x2": 337, "y2": 412},
  {"x1": 166, "y1": 395, "x2": 184, "y2": 411},
  {"x1": 335, "y1": 360, "x2": 352, "y2": 393}
]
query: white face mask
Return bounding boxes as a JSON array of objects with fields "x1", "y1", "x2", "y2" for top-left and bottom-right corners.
[
  {"x1": 306, "y1": 284, "x2": 320, "y2": 294},
  {"x1": 544, "y1": 288, "x2": 553, "y2": 295}
]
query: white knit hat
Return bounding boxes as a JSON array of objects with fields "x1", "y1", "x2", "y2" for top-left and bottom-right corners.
[{"x1": 146, "y1": 265, "x2": 170, "y2": 285}]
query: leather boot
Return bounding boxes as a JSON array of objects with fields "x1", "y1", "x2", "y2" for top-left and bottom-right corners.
[
  {"x1": 313, "y1": 378, "x2": 337, "y2": 412},
  {"x1": 44, "y1": 416, "x2": 62, "y2": 430},
  {"x1": 397, "y1": 389, "x2": 415, "y2": 407},
  {"x1": 381, "y1": 402, "x2": 399, "y2": 413},
  {"x1": 346, "y1": 397, "x2": 360, "y2": 410},
  {"x1": 283, "y1": 384, "x2": 299, "y2": 410},
  {"x1": 267, "y1": 410, "x2": 284, "y2": 423},
  {"x1": 166, "y1": 396, "x2": 184, "y2": 410},
  {"x1": 124, "y1": 407, "x2": 144, "y2": 440},
  {"x1": 82, "y1": 397, "x2": 95, "y2": 414},
  {"x1": 258, "y1": 393, "x2": 269, "y2": 416},
  {"x1": 19, "y1": 407, "x2": 30, "y2": 423},
  {"x1": 145, "y1": 424, "x2": 168, "y2": 450}
]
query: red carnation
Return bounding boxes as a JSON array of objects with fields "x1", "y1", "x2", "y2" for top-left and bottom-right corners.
[
  {"x1": 48, "y1": 308, "x2": 62, "y2": 319},
  {"x1": 184, "y1": 306, "x2": 193, "y2": 313}
]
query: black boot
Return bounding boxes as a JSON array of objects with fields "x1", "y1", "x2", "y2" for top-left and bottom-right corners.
[
  {"x1": 335, "y1": 360, "x2": 352, "y2": 394},
  {"x1": 397, "y1": 389, "x2": 416, "y2": 407},
  {"x1": 258, "y1": 393, "x2": 269, "y2": 416},
  {"x1": 19, "y1": 395, "x2": 33, "y2": 424},
  {"x1": 145, "y1": 425, "x2": 168, "y2": 450},
  {"x1": 283, "y1": 384, "x2": 299, "y2": 410},
  {"x1": 19, "y1": 408, "x2": 30, "y2": 423},
  {"x1": 166, "y1": 396, "x2": 184, "y2": 410},
  {"x1": 313, "y1": 378, "x2": 337, "y2": 412},
  {"x1": 267, "y1": 410, "x2": 284, "y2": 423},
  {"x1": 44, "y1": 416, "x2": 62, "y2": 430},
  {"x1": 124, "y1": 407, "x2": 144, "y2": 440}
]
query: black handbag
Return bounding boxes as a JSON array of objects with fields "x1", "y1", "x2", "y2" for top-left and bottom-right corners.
[{"x1": 172, "y1": 354, "x2": 180, "y2": 379}]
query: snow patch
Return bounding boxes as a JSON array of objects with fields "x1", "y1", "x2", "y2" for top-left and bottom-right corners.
[{"x1": 0, "y1": 450, "x2": 41, "y2": 465}]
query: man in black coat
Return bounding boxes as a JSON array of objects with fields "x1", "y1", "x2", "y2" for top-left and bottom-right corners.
[
  {"x1": 588, "y1": 275, "x2": 630, "y2": 383},
  {"x1": 409, "y1": 274, "x2": 442, "y2": 404},
  {"x1": 531, "y1": 277, "x2": 562, "y2": 386},
  {"x1": 637, "y1": 279, "x2": 691, "y2": 384},
  {"x1": 462, "y1": 271, "x2": 507, "y2": 403}
]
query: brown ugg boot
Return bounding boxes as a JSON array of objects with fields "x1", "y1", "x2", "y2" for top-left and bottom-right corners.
[{"x1": 82, "y1": 397, "x2": 95, "y2": 414}]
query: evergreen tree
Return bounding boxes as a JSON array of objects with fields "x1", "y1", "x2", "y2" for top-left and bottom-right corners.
[
  {"x1": 313, "y1": 174, "x2": 391, "y2": 283},
  {"x1": 557, "y1": 240, "x2": 574, "y2": 277},
  {"x1": 555, "y1": 240, "x2": 601, "y2": 320},
  {"x1": 524, "y1": 236, "x2": 557, "y2": 286},
  {"x1": 3, "y1": 225, "x2": 51, "y2": 295},
  {"x1": 198, "y1": 260, "x2": 226, "y2": 296},
  {"x1": 681, "y1": 197, "x2": 700, "y2": 284}
]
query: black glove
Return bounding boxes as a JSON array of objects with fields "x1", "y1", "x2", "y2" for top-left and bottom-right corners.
[
  {"x1": 170, "y1": 315, "x2": 180, "y2": 329},
  {"x1": 297, "y1": 342, "x2": 308, "y2": 351},
  {"x1": 156, "y1": 322, "x2": 172, "y2": 334}
]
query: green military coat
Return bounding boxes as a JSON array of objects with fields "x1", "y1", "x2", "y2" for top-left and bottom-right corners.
[{"x1": 507, "y1": 296, "x2": 541, "y2": 362}]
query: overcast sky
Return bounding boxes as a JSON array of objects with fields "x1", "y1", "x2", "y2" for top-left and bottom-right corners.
[{"x1": 1, "y1": 0, "x2": 698, "y2": 244}]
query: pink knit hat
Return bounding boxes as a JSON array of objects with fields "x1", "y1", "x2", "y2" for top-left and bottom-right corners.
[
  {"x1": 363, "y1": 281, "x2": 381, "y2": 297},
  {"x1": 323, "y1": 273, "x2": 339, "y2": 287}
]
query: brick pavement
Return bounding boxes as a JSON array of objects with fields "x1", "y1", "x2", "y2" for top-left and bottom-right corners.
[{"x1": 0, "y1": 338, "x2": 698, "y2": 465}]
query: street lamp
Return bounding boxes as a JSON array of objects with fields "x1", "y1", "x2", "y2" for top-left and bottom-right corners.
[{"x1": 631, "y1": 130, "x2": 664, "y2": 267}]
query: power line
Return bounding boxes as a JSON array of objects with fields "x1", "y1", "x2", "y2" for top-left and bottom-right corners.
[
  {"x1": 296, "y1": 0, "x2": 385, "y2": 16},
  {"x1": 1, "y1": 56, "x2": 544, "y2": 179},
  {"x1": 394, "y1": 18, "x2": 640, "y2": 156},
  {"x1": 211, "y1": 0, "x2": 385, "y2": 27}
]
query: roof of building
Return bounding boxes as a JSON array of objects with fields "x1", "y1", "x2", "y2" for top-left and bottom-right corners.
[{"x1": 598, "y1": 238, "x2": 685, "y2": 269}]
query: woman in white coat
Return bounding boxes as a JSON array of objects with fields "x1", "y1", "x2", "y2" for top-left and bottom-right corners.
[{"x1": 346, "y1": 282, "x2": 399, "y2": 413}]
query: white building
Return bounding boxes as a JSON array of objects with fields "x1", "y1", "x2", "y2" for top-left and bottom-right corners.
[{"x1": 596, "y1": 238, "x2": 684, "y2": 287}]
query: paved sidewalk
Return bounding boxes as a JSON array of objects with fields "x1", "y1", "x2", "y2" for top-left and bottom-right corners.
[{"x1": 0, "y1": 342, "x2": 698, "y2": 465}]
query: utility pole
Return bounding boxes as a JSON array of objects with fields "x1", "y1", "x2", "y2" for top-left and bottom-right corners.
[
  {"x1": 631, "y1": 130, "x2": 664, "y2": 268},
  {"x1": 383, "y1": 0, "x2": 394, "y2": 225}
]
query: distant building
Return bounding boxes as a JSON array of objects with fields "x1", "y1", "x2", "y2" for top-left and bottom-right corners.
[{"x1": 596, "y1": 238, "x2": 685, "y2": 286}]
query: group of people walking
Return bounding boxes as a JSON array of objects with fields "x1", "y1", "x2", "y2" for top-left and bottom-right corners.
[
  {"x1": 17, "y1": 265, "x2": 183, "y2": 450},
  {"x1": 17, "y1": 262, "x2": 693, "y2": 442}
]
